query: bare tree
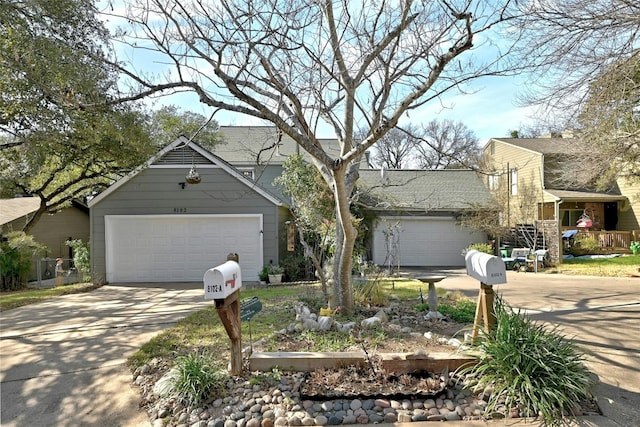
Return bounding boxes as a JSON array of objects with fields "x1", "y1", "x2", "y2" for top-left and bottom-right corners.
[
  {"x1": 106, "y1": 0, "x2": 523, "y2": 313},
  {"x1": 371, "y1": 120, "x2": 479, "y2": 169},
  {"x1": 511, "y1": 0, "x2": 640, "y2": 186},
  {"x1": 370, "y1": 125, "x2": 421, "y2": 169},
  {"x1": 576, "y1": 56, "x2": 640, "y2": 187},
  {"x1": 513, "y1": 0, "x2": 639, "y2": 115},
  {"x1": 415, "y1": 119, "x2": 480, "y2": 169}
]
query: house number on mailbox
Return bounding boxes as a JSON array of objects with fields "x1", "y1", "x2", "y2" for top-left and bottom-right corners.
[
  {"x1": 173, "y1": 207, "x2": 187, "y2": 213},
  {"x1": 206, "y1": 284, "x2": 223, "y2": 293}
]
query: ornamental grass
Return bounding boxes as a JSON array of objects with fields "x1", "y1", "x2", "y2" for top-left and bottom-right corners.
[{"x1": 460, "y1": 295, "x2": 594, "y2": 426}]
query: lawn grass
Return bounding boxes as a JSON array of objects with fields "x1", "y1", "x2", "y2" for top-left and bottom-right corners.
[
  {"x1": 0, "y1": 282, "x2": 101, "y2": 311},
  {"x1": 549, "y1": 254, "x2": 639, "y2": 277}
]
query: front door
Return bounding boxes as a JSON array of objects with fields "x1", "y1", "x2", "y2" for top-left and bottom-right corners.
[{"x1": 604, "y1": 202, "x2": 618, "y2": 230}]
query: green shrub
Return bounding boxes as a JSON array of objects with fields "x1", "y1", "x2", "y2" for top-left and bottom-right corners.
[
  {"x1": 65, "y1": 239, "x2": 90, "y2": 280},
  {"x1": 466, "y1": 243, "x2": 493, "y2": 254},
  {"x1": 154, "y1": 353, "x2": 229, "y2": 406},
  {"x1": 570, "y1": 235, "x2": 602, "y2": 255},
  {"x1": 0, "y1": 232, "x2": 47, "y2": 291},
  {"x1": 460, "y1": 296, "x2": 593, "y2": 425},
  {"x1": 438, "y1": 299, "x2": 476, "y2": 323}
]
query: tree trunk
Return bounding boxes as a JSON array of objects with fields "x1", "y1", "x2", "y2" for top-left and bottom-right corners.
[{"x1": 332, "y1": 166, "x2": 357, "y2": 314}]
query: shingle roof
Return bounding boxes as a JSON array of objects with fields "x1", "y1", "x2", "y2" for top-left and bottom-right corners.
[
  {"x1": 544, "y1": 189, "x2": 625, "y2": 202},
  {"x1": 491, "y1": 138, "x2": 578, "y2": 155},
  {"x1": 0, "y1": 197, "x2": 40, "y2": 225},
  {"x1": 357, "y1": 169, "x2": 491, "y2": 211},
  {"x1": 215, "y1": 126, "x2": 343, "y2": 164}
]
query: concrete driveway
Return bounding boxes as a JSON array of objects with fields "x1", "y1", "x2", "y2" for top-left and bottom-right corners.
[
  {"x1": 0, "y1": 283, "x2": 209, "y2": 427},
  {"x1": 1, "y1": 272, "x2": 639, "y2": 426}
]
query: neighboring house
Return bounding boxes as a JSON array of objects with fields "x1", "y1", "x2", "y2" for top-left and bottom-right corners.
[
  {"x1": 87, "y1": 136, "x2": 286, "y2": 283},
  {"x1": 358, "y1": 169, "x2": 490, "y2": 267},
  {"x1": 481, "y1": 137, "x2": 639, "y2": 260},
  {"x1": 0, "y1": 196, "x2": 90, "y2": 280}
]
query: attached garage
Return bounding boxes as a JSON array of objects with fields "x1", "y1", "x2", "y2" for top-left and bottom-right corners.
[
  {"x1": 372, "y1": 216, "x2": 486, "y2": 267},
  {"x1": 105, "y1": 214, "x2": 263, "y2": 282},
  {"x1": 89, "y1": 137, "x2": 286, "y2": 285},
  {"x1": 359, "y1": 169, "x2": 492, "y2": 268}
]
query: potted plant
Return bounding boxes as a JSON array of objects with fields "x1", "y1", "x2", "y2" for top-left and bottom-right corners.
[
  {"x1": 631, "y1": 241, "x2": 640, "y2": 256},
  {"x1": 267, "y1": 264, "x2": 284, "y2": 284},
  {"x1": 258, "y1": 265, "x2": 269, "y2": 284}
]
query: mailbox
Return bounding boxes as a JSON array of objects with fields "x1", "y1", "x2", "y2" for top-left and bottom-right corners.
[
  {"x1": 465, "y1": 250, "x2": 507, "y2": 285},
  {"x1": 204, "y1": 260, "x2": 242, "y2": 300}
]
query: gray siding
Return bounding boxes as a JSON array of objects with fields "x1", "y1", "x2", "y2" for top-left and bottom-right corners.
[{"x1": 90, "y1": 166, "x2": 281, "y2": 283}]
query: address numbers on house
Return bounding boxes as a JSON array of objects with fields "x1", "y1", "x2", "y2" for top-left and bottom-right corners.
[{"x1": 173, "y1": 207, "x2": 187, "y2": 213}]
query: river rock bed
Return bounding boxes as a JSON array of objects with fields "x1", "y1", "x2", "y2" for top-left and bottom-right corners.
[
  {"x1": 131, "y1": 297, "x2": 600, "y2": 426},
  {"x1": 132, "y1": 358, "x2": 599, "y2": 427}
]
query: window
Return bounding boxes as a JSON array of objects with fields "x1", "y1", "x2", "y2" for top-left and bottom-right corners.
[
  {"x1": 489, "y1": 173, "x2": 500, "y2": 190},
  {"x1": 510, "y1": 168, "x2": 518, "y2": 195},
  {"x1": 561, "y1": 209, "x2": 585, "y2": 227}
]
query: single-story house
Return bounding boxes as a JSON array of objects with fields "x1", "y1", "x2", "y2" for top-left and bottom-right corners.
[{"x1": 0, "y1": 196, "x2": 89, "y2": 280}]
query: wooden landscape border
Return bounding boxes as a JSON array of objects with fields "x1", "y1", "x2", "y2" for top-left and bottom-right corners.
[{"x1": 249, "y1": 351, "x2": 477, "y2": 373}]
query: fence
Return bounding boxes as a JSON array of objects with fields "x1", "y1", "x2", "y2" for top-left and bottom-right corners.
[
  {"x1": 34, "y1": 257, "x2": 84, "y2": 288},
  {"x1": 569, "y1": 230, "x2": 636, "y2": 253}
]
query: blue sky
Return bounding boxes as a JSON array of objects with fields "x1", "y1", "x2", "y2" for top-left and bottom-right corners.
[
  {"x1": 155, "y1": 75, "x2": 538, "y2": 147},
  {"x1": 104, "y1": 3, "x2": 539, "y2": 147}
]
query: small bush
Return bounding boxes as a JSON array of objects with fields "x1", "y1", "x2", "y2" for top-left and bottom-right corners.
[
  {"x1": 438, "y1": 299, "x2": 476, "y2": 323},
  {"x1": 0, "y1": 232, "x2": 47, "y2": 291},
  {"x1": 154, "y1": 353, "x2": 229, "y2": 406},
  {"x1": 66, "y1": 239, "x2": 90, "y2": 280},
  {"x1": 570, "y1": 235, "x2": 602, "y2": 255},
  {"x1": 354, "y1": 277, "x2": 388, "y2": 306},
  {"x1": 466, "y1": 243, "x2": 493, "y2": 254},
  {"x1": 460, "y1": 296, "x2": 594, "y2": 425}
]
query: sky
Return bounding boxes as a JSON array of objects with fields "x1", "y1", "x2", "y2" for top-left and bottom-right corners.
[
  {"x1": 152, "y1": 75, "x2": 539, "y2": 147},
  {"x1": 102, "y1": 2, "x2": 541, "y2": 147}
]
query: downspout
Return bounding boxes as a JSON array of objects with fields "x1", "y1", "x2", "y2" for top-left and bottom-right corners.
[
  {"x1": 556, "y1": 198, "x2": 564, "y2": 262},
  {"x1": 506, "y1": 162, "x2": 510, "y2": 227}
]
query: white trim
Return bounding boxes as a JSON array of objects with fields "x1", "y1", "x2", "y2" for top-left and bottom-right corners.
[
  {"x1": 376, "y1": 215, "x2": 456, "y2": 222},
  {"x1": 149, "y1": 164, "x2": 220, "y2": 169}
]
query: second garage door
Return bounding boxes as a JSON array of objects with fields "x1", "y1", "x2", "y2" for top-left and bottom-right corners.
[
  {"x1": 105, "y1": 214, "x2": 263, "y2": 282},
  {"x1": 372, "y1": 216, "x2": 485, "y2": 267}
]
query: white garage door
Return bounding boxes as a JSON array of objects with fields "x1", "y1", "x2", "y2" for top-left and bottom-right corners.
[
  {"x1": 105, "y1": 214, "x2": 263, "y2": 282},
  {"x1": 372, "y1": 216, "x2": 485, "y2": 267}
]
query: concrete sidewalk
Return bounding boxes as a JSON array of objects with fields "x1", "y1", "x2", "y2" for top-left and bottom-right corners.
[{"x1": 1, "y1": 272, "x2": 638, "y2": 426}]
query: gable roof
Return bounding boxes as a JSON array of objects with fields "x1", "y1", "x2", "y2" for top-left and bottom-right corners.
[
  {"x1": 88, "y1": 136, "x2": 284, "y2": 207},
  {"x1": 0, "y1": 197, "x2": 40, "y2": 225},
  {"x1": 489, "y1": 137, "x2": 578, "y2": 155},
  {"x1": 215, "y1": 126, "x2": 346, "y2": 165},
  {"x1": 357, "y1": 169, "x2": 491, "y2": 212}
]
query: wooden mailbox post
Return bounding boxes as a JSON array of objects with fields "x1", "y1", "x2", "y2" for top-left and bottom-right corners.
[
  {"x1": 204, "y1": 257, "x2": 243, "y2": 375},
  {"x1": 464, "y1": 250, "x2": 507, "y2": 343}
]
